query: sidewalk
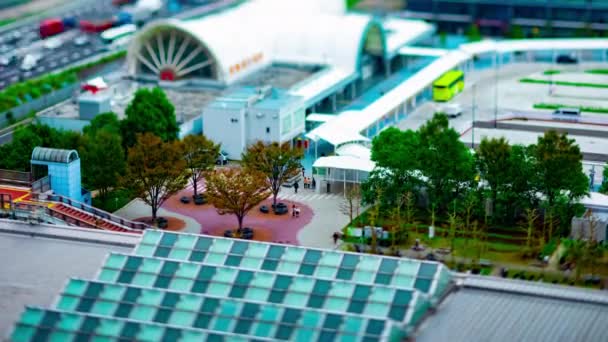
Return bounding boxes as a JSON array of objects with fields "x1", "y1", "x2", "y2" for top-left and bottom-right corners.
[{"x1": 114, "y1": 198, "x2": 202, "y2": 234}]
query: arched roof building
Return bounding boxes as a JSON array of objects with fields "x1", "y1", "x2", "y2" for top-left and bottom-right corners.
[{"x1": 126, "y1": 0, "x2": 387, "y2": 84}]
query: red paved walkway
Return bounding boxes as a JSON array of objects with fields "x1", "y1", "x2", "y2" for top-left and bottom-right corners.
[{"x1": 162, "y1": 189, "x2": 313, "y2": 245}]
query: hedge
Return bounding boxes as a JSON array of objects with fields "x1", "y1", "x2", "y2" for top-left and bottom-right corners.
[
  {"x1": 586, "y1": 69, "x2": 608, "y2": 75},
  {"x1": 542, "y1": 70, "x2": 561, "y2": 75},
  {"x1": 533, "y1": 103, "x2": 608, "y2": 114},
  {"x1": 0, "y1": 51, "x2": 126, "y2": 114},
  {"x1": 520, "y1": 78, "x2": 608, "y2": 89}
]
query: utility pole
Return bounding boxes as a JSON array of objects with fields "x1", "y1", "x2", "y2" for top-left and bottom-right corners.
[{"x1": 471, "y1": 83, "x2": 476, "y2": 149}]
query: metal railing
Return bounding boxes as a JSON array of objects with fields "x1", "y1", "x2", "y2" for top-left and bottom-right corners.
[
  {"x1": 43, "y1": 194, "x2": 150, "y2": 231},
  {"x1": 31, "y1": 175, "x2": 51, "y2": 194}
]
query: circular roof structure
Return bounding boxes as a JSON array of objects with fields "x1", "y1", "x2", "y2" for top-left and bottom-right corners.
[
  {"x1": 31, "y1": 147, "x2": 79, "y2": 164},
  {"x1": 126, "y1": 0, "x2": 386, "y2": 84}
]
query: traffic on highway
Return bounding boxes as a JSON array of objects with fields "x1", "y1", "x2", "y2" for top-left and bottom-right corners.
[{"x1": 0, "y1": 0, "x2": 219, "y2": 90}]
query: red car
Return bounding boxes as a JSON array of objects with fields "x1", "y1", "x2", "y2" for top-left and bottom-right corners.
[
  {"x1": 39, "y1": 19, "x2": 64, "y2": 38},
  {"x1": 79, "y1": 19, "x2": 114, "y2": 33}
]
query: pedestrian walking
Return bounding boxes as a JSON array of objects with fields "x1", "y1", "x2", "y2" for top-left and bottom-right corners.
[
  {"x1": 332, "y1": 232, "x2": 339, "y2": 245},
  {"x1": 302, "y1": 167, "x2": 305, "y2": 177},
  {"x1": 295, "y1": 206, "x2": 300, "y2": 218},
  {"x1": 292, "y1": 204, "x2": 296, "y2": 217},
  {"x1": 294, "y1": 181, "x2": 299, "y2": 194},
  {"x1": 303, "y1": 177, "x2": 308, "y2": 189},
  {"x1": 312, "y1": 177, "x2": 316, "y2": 189}
]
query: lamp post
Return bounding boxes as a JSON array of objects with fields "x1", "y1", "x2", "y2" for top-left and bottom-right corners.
[{"x1": 494, "y1": 53, "x2": 499, "y2": 128}]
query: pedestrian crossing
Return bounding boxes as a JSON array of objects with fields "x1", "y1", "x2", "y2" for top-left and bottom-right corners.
[
  {"x1": 182, "y1": 182, "x2": 342, "y2": 202},
  {"x1": 277, "y1": 191, "x2": 342, "y2": 202}
]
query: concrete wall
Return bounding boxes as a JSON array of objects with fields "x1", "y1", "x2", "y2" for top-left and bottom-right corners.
[
  {"x1": 36, "y1": 117, "x2": 90, "y2": 132},
  {"x1": 0, "y1": 84, "x2": 77, "y2": 128},
  {"x1": 246, "y1": 107, "x2": 280, "y2": 146},
  {"x1": 203, "y1": 107, "x2": 246, "y2": 160},
  {"x1": 571, "y1": 216, "x2": 608, "y2": 243}
]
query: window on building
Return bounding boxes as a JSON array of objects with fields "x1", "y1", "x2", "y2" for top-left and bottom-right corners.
[{"x1": 266, "y1": 127, "x2": 270, "y2": 133}]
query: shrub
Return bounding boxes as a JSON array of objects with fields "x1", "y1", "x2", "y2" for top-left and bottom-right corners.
[{"x1": 543, "y1": 70, "x2": 561, "y2": 75}]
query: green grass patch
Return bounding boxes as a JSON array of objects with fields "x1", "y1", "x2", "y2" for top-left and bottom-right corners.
[
  {"x1": 92, "y1": 188, "x2": 134, "y2": 213},
  {"x1": 533, "y1": 103, "x2": 608, "y2": 114},
  {"x1": 543, "y1": 70, "x2": 561, "y2": 75},
  {"x1": 586, "y1": 69, "x2": 608, "y2": 75},
  {"x1": 520, "y1": 78, "x2": 608, "y2": 89},
  {"x1": 0, "y1": 18, "x2": 17, "y2": 27}
]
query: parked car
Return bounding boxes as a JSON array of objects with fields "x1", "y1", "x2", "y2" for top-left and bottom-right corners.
[
  {"x1": 441, "y1": 103, "x2": 463, "y2": 118},
  {"x1": 556, "y1": 54, "x2": 578, "y2": 64},
  {"x1": 552, "y1": 107, "x2": 581, "y2": 117},
  {"x1": 21, "y1": 54, "x2": 40, "y2": 71}
]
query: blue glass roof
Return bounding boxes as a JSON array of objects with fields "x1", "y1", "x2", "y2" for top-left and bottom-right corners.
[{"x1": 10, "y1": 230, "x2": 453, "y2": 341}]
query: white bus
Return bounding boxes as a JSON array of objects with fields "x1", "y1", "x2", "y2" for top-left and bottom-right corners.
[{"x1": 100, "y1": 24, "x2": 136, "y2": 45}]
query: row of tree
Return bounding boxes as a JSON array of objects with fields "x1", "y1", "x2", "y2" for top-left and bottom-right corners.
[{"x1": 363, "y1": 113, "x2": 590, "y2": 246}]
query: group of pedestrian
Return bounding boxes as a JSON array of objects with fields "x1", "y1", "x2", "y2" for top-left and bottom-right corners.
[
  {"x1": 303, "y1": 177, "x2": 316, "y2": 189},
  {"x1": 291, "y1": 204, "x2": 300, "y2": 218}
]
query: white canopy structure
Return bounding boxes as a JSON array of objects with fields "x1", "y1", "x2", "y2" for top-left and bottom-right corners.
[
  {"x1": 313, "y1": 155, "x2": 375, "y2": 173},
  {"x1": 126, "y1": 0, "x2": 401, "y2": 83}
]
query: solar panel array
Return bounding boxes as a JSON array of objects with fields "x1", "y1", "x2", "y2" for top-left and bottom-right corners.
[{"x1": 11, "y1": 230, "x2": 453, "y2": 341}]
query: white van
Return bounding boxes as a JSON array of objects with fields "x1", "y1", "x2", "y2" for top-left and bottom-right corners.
[
  {"x1": 553, "y1": 107, "x2": 581, "y2": 116},
  {"x1": 441, "y1": 103, "x2": 463, "y2": 118}
]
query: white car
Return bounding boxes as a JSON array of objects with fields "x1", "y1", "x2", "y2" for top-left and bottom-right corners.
[
  {"x1": 44, "y1": 37, "x2": 62, "y2": 50},
  {"x1": 441, "y1": 103, "x2": 463, "y2": 118},
  {"x1": 21, "y1": 54, "x2": 39, "y2": 71},
  {"x1": 74, "y1": 36, "x2": 89, "y2": 46}
]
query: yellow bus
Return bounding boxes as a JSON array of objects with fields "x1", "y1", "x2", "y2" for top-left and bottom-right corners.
[{"x1": 433, "y1": 70, "x2": 464, "y2": 102}]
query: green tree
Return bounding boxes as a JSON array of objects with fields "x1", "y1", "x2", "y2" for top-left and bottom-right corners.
[
  {"x1": 81, "y1": 130, "x2": 126, "y2": 199},
  {"x1": 477, "y1": 137, "x2": 511, "y2": 218},
  {"x1": 500, "y1": 144, "x2": 538, "y2": 221},
  {"x1": 205, "y1": 168, "x2": 270, "y2": 231},
  {"x1": 418, "y1": 113, "x2": 475, "y2": 210},
  {"x1": 563, "y1": 238, "x2": 586, "y2": 282},
  {"x1": 466, "y1": 23, "x2": 482, "y2": 42},
  {"x1": 340, "y1": 184, "x2": 362, "y2": 224},
  {"x1": 599, "y1": 164, "x2": 608, "y2": 194},
  {"x1": 241, "y1": 141, "x2": 303, "y2": 207},
  {"x1": 508, "y1": 25, "x2": 525, "y2": 39},
  {"x1": 365, "y1": 127, "x2": 422, "y2": 206},
  {"x1": 121, "y1": 87, "x2": 179, "y2": 148},
  {"x1": 181, "y1": 134, "x2": 220, "y2": 197},
  {"x1": 123, "y1": 133, "x2": 188, "y2": 220},
  {"x1": 0, "y1": 126, "x2": 43, "y2": 171},
  {"x1": 533, "y1": 130, "x2": 588, "y2": 207},
  {"x1": 83, "y1": 112, "x2": 121, "y2": 137}
]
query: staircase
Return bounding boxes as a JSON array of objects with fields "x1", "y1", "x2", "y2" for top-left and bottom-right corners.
[{"x1": 49, "y1": 203, "x2": 142, "y2": 234}]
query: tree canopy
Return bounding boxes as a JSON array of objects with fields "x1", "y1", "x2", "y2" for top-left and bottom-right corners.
[
  {"x1": 121, "y1": 87, "x2": 179, "y2": 148},
  {"x1": 600, "y1": 164, "x2": 608, "y2": 194},
  {"x1": 181, "y1": 134, "x2": 220, "y2": 197},
  {"x1": 123, "y1": 133, "x2": 187, "y2": 220},
  {"x1": 417, "y1": 113, "x2": 475, "y2": 208},
  {"x1": 83, "y1": 112, "x2": 121, "y2": 137},
  {"x1": 81, "y1": 129, "x2": 125, "y2": 199},
  {"x1": 241, "y1": 141, "x2": 303, "y2": 206},
  {"x1": 533, "y1": 130, "x2": 588, "y2": 206},
  {"x1": 205, "y1": 168, "x2": 270, "y2": 230}
]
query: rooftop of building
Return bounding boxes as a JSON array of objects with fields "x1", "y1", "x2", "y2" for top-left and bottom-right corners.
[
  {"x1": 4, "y1": 224, "x2": 608, "y2": 341},
  {"x1": 0, "y1": 222, "x2": 135, "y2": 334},
  {"x1": 206, "y1": 85, "x2": 303, "y2": 112}
]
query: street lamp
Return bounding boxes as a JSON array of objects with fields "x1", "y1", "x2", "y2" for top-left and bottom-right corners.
[
  {"x1": 494, "y1": 52, "x2": 499, "y2": 128},
  {"x1": 471, "y1": 83, "x2": 477, "y2": 149}
]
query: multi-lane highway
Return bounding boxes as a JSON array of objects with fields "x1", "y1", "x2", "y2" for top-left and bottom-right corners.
[{"x1": 0, "y1": 0, "x2": 232, "y2": 89}]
